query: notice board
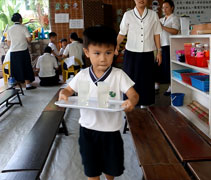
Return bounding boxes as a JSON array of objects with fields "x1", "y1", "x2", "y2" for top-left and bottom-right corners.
[{"x1": 174, "y1": 0, "x2": 211, "y2": 24}]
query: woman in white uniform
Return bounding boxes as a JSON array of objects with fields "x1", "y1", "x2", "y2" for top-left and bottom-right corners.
[
  {"x1": 7, "y1": 13, "x2": 36, "y2": 90},
  {"x1": 155, "y1": 0, "x2": 180, "y2": 95},
  {"x1": 117, "y1": 0, "x2": 162, "y2": 108}
]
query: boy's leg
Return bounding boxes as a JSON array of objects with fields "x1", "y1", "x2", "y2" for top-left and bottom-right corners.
[
  {"x1": 105, "y1": 174, "x2": 114, "y2": 180},
  {"x1": 88, "y1": 176, "x2": 100, "y2": 180}
]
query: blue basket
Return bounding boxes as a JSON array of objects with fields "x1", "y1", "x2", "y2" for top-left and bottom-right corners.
[
  {"x1": 172, "y1": 69, "x2": 198, "y2": 81},
  {"x1": 171, "y1": 93, "x2": 185, "y2": 106},
  {"x1": 190, "y1": 75, "x2": 209, "y2": 92}
]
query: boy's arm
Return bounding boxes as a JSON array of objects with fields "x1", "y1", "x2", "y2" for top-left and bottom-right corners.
[
  {"x1": 59, "y1": 86, "x2": 75, "y2": 101},
  {"x1": 122, "y1": 87, "x2": 139, "y2": 112}
]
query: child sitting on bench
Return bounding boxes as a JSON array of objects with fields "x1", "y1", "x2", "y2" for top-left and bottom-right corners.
[{"x1": 59, "y1": 25, "x2": 139, "y2": 180}]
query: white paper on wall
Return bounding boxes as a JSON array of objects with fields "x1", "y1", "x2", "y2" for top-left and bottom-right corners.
[
  {"x1": 174, "y1": 0, "x2": 211, "y2": 24},
  {"x1": 55, "y1": 13, "x2": 69, "y2": 23},
  {"x1": 69, "y1": 19, "x2": 84, "y2": 29}
]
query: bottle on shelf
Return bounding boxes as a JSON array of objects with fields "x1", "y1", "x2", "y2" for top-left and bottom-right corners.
[
  {"x1": 195, "y1": 44, "x2": 204, "y2": 57},
  {"x1": 191, "y1": 43, "x2": 196, "y2": 57},
  {"x1": 204, "y1": 44, "x2": 210, "y2": 59}
]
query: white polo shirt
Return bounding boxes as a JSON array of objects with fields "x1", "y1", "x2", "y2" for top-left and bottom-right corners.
[
  {"x1": 36, "y1": 53, "x2": 58, "y2": 77},
  {"x1": 7, "y1": 23, "x2": 31, "y2": 52},
  {"x1": 48, "y1": 42, "x2": 60, "y2": 56},
  {"x1": 119, "y1": 7, "x2": 162, "y2": 53},
  {"x1": 63, "y1": 41, "x2": 84, "y2": 65},
  {"x1": 69, "y1": 67, "x2": 135, "y2": 132},
  {"x1": 160, "y1": 14, "x2": 180, "y2": 46}
]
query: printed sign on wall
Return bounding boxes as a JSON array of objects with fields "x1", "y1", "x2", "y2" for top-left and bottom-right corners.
[{"x1": 174, "y1": 0, "x2": 211, "y2": 24}]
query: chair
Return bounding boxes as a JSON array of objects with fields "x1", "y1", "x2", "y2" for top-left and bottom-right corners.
[
  {"x1": 2, "y1": 61, "x2": 24, "y2": 95},
  {"x1": 63, "y1": 58, "x2": 82, "y2": 82},
  {"x1": 2, "y1": 62, "x2": 10, "y2": 84}
]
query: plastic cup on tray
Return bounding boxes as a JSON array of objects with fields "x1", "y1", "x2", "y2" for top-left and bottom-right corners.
[{"x1": 78, "y1": 80, "x2": 90, "y2": 106}]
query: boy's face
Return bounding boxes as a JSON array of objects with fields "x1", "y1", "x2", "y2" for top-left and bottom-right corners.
[
  {"x1": 84, "y1": 44, "x2": 115, "y2": 73},
  {"x1": 61, "y1": 41, "x2": 67, "y2": 47},
  {"x1": 50, "y1": 36, "x2": 56, "y2": 42}
]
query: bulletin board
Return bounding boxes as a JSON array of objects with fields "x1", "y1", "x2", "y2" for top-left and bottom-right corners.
[{"x1": 174, "y1": 0, "x2": 211, "y2": 24}]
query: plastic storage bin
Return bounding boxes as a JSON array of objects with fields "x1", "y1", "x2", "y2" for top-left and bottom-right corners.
[
  {"x1": 196, "y1": 57, "x2": 209, "y2": 67},
  {"x1": 172, "y1": 69, "x2": 198, "y2": 81},
  {"x1": 181, "y1": 72, "x2": 205, "y2": 85},
  {"x1": 190, "y1": 75, "x2": 209, "y2": 92},
  {"x1": 171, "y1": 93, "x2": 185, "y2": 106},
  {"x1": 185, "y1": 55, "x2": 197, "y2": 65}
]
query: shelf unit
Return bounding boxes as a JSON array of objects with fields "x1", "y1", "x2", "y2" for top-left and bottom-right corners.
[{"x1": 170, "y1": 35, "x2": 211, "y2": 138}]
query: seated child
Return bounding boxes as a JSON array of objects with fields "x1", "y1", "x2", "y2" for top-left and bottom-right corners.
[
  {"x1": 36, "y1": 46, "x2": 59, "y2": 86},
  {"x1": 59, "y1": 26, "x2": 139, "y2": 180},
  {"x1": 59, "y1": 38, "x2": 67, "y2": 56},
  {"x1": 48, "y1": 32, "x2": 60, "y2": 58}
]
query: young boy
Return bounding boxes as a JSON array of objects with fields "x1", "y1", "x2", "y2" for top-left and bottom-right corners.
[
  {"x1": 48, "y1": 32, "x2": 60, "y2": 58},
  {"x1": 36, "y1": 46, "x2": 59, "y2": 86},
  {"x1": 59, "y1": 38, "x2": 67, "y2": 56},
  {"x1": 59, "y1": 26, "x2": 139, "y2": 180}
]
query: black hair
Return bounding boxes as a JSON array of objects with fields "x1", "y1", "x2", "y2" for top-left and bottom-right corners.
[
  {"x1": 83, "y1": 25, "x2": 117, "y2": 49},
  {"x1": 44, "y1": 46, "x2": 52, "y2": 53},
  {"x1": 70, "y1": 32, "x2": 79, "y2": 41},
  {"x1": 49, "y1": 32, "x2": 57, "y2": 38},
  {"x1": 163, "y1": 0, "x2": 175, "y2": 12},
  {"x1": 11, "y1": 13, "x2": 22, "y2": 22},
  {"x1": 60, "y1": 38, "x2": 67, "y2": 43}
]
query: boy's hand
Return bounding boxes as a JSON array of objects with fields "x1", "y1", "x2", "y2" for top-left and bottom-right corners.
[
  {"x1": 59, "y1": 91, "x2": 68, "y2": 101},
  {"x1": 122, "y1": 99, "x2": 135, "y2": 112},
  {"x1": 59, "y1": 87, "x2": 74, "y2": 101}
]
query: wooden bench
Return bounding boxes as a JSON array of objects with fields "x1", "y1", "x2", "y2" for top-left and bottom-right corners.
[
  {"x1": 0, "y1": 171, "x2": 39, "y2": 180},
  {"x1": 0, "y1": 89, "x2": 22, "y2": 117},
  {"x1": 2, "y1": 111, "x2": 65, "y2": 172},
  {"x1": 43, "y1": 89, "x2": 68, "y2": 136},
  {"x1": 149, "y1": 106, "x2": 211, "y2": 162},
  {"x1": 1, "y1": 89, "x2": 68, "y2": 179},
  {"x1": 126, "y1": 108, "x2": 190, "y2": 180},
  {"x1": 187, "y1": 161, "x2": 211, "y2": 180}
]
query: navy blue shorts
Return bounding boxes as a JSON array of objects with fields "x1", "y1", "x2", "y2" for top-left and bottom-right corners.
[{"x1": 79, "y1": 126, "x2": 124, "y2": 177}]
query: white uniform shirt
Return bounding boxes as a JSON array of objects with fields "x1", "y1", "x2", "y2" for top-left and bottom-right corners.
[
  {"x1": 69, "y1": 67, "x2": 135, "y2": 132},
  {"x1": 160, "y1": 14, "x2": 180, "y2": 46},
  {"x1": 48, "y1": 42, "x2": 59, "y2": 56},
  {"x1": 7, "y1": 24, "x2": 31, "y2": 52},
  {"x1": 59, "y1": 47, "x2": 65, "y2": 56},
  {"x1": 36, "y1": 53, "x2": 58, "y2": 77},
  {"x1": 119, "y1": 7, "x2": 162, "y2": 53},
  {"x1": 63, "y1": 41, "x2": 84, "y2": 65}
]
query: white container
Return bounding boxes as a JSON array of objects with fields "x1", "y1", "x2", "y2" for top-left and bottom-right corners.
[{"x1": 180, "y1": 17, "x2": 190, "y2": 35}]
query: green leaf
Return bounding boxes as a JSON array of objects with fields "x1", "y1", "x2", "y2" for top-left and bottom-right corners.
[
  {"x1": 14, "y1": 3, "x2": 21, "y2": 13},
  {"x1": 0, "y1": 13, "x2": 8, "y2": 25},
  {"x1": 8, "y1": 6, "x2": 14, "y2": 18},
  {"x1": 12, "y1": 0, "x2": 17, "y2": 6}
]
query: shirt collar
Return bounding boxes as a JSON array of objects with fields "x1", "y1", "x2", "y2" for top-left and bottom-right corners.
[
  {"x1": 134, "y1": 7, "x2": 148, "y2": 20},
  {"x1": 89, "y1": 66, "x2": 112, "y2": 86}
]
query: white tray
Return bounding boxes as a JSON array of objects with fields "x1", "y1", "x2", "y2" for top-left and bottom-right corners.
[{"x1": 55, "y1": 96, "x2": 125, "y2": 112}]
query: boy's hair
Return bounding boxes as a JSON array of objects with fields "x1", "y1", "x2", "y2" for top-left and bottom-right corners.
[
  {"x1": 49, "y1": 32, "x2": 57, "y2": 39},
  {"x1": 60, "y1": 38, "x2": 67, "y2": 43},
  {"x1": 44, "y1": 46, "x2": 52, "y2": 53},
  {"x1": 83, "y1": 25, "x2": 117, "y2": 49}
]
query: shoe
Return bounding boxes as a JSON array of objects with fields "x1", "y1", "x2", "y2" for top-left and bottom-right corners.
[
  {"x1": 26, "y1": 86, "x2": 37, "y2": 90},
  {"x1": 163, "y1": 91, "x2": 171, "y2": 96}
]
